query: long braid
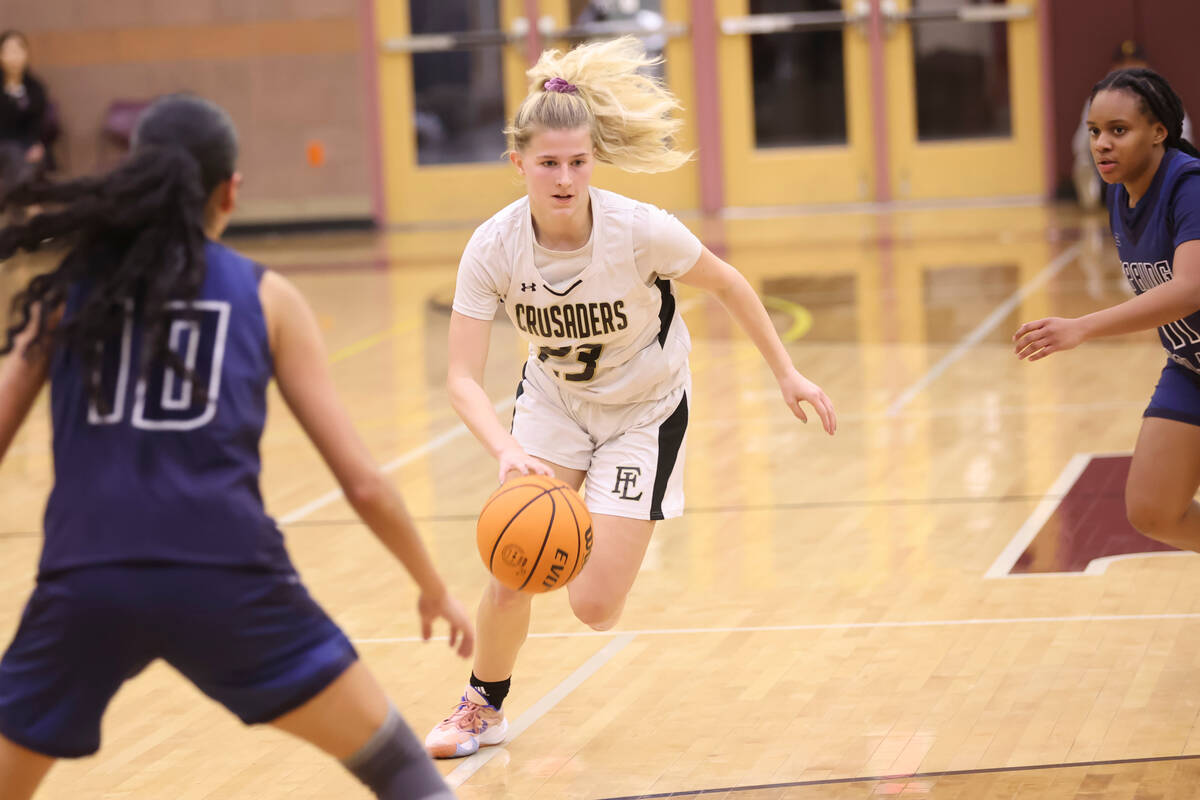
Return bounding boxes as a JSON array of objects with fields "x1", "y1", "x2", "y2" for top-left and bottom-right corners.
[{"x1": 1091, "y1": 67, "x2": 1200, "y2": 158}]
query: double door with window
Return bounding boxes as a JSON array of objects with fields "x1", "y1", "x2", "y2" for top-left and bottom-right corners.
[{"x1": 376, "y1": 0, "x2": 1045, "y2": 224}]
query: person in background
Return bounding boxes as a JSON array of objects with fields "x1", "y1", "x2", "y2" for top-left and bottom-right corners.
[{"x1": 0, "y1": 31, "x2": 57, "y2": 178}]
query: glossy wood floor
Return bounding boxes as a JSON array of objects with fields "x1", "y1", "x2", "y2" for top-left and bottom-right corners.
[{"x1": 3, "y1": 204, "x2": 1199, "y2": 799}]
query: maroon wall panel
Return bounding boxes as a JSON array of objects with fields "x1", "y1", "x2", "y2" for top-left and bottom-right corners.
[
  {"x1": 1138, "y1": 2, "x2": 1200, "y2": 137},
  {"x1": 1047, "y1": 0, "x2": 1200, "y2": 197},
  {"x1": 1046, "y1": 0, "x2": 1136, "y2": 196}
]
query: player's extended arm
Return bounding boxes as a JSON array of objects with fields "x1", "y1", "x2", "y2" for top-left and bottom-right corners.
[
  {"x1": 676, "y1": 248, "x2": 837, "y2": 435},
  {"x1": 1015, "y1": 240, "x2": 1200, "y2": 360},
  {"x1": 447, "y1": 310, "x2": 553, "y2": 481},
  {"x1": 0, "y1": 315, "x2": 51, "y2": 464},
  {"x1": 260, "y1": 271, "x2": 472, "y2": 656}
]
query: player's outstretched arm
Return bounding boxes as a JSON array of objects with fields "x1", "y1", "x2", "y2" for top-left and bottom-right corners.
[
  {"x1": 1014, "y1": 240, "x2": 1200, "y2": 361},
  {"x1": 0, "y1": 312, "x2": 51, "y2": 464},
  {"x1": 447, "y1": 310, "x2": 553, "y2": 482},
  {"x1": 260, "y1": 271, "x2": 473, "y2": 657},
  {"x1": 676, "y1": 247, "x2": 837, "y2": 435}
]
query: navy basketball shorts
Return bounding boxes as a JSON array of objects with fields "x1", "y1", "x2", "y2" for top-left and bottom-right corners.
[
  {"x1": 0, "y1": 565, "x2": 357, "y2": 758},
  {"x1": 511, "y1": 363, "x2": 689, "y2": 521},
  {"x1": 1144, "y1": 359, "x2": 1200, "y2": 427}
]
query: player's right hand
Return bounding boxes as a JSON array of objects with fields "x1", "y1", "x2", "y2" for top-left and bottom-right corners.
[
  {"x1": 418, "y1": 590, "x2": 475, "y2": 659},
  {"x1": 497, "y1": 444, "x2": 554, "y2": 484},
  {"x1": 1013, "y1": 316, "x2": 1086, "y2": 361}
]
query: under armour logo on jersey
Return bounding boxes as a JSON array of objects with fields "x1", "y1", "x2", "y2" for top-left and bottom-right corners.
[
  {"x1": 1114, "y1": 233, "x2": 1122, "y2": 247},
  {"x1": 613, "y1": 466, "x2": 643, "y2": 501},
  {"x1": 521, "y1": 282, "x2": 537, "y2": 292}
]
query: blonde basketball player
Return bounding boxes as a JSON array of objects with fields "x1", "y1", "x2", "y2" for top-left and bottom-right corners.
[{"x1": 425, "y1": 36, "x2": 837, "y2": 758}]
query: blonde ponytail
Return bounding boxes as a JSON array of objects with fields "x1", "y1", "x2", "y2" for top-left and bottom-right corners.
[{"x1": 505, "y1": 36, "x2": 691, "y2": 173}]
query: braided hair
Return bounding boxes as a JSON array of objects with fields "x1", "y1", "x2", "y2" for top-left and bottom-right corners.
[
  {"x1": 1091, "y1": 67, "x2": 1200, "y2": 159},
  {"x1": 0, "y1": 94, "x2": 237, "y2": 411}
]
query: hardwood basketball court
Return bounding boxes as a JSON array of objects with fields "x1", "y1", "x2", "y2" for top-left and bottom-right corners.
[{"x1": 4, "y1": 204, "x2": 1199, "y2": 799}]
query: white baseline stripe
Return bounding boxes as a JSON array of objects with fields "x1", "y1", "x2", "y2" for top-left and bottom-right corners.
[
  {"x1": 983, "y1": 452, "x2": 1093, "y2": 579},
  {"x1": 885, "y1": 242, "x2": 1082, "y2": 417},
  {"x1": 1084, "y1": 550, "x2": 1196, "y2": 575},
  {"x1": 444, "y1": 632, "x2": 638, "y2": 789},
  {"x1": 353, "y1": 611, "x2": 1200, "y2": 646},
  {"x1": 690, "y1": 400, "x2": 1144, "y2": 432},
  {"x1": 278, "y1": 396, "x2": 516, "y2": 525}
]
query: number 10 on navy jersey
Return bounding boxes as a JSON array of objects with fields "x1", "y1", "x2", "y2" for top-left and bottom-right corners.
[{"x1": 88, "y1": 300, "x2": 231, "y2": 431}]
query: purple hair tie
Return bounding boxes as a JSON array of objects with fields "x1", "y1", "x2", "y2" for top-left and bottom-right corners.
[{"x1": 544, "y1": 77, "x2": 578, "y2": 94}]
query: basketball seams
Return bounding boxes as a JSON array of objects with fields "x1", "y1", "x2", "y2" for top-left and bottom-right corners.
[
  {"x1": 479, "y1": 477, "x2": 556, "y2": 520},
  {"x1": 478, "y1": 477, "x2": 592, "y2": 593},
  {"x1": 486, "y1": 487, "x2": 556, "y2": 573},
  {"x1": 517, "y1": 489, "x2": 557, "y2": 591},
  {"x1": 553, "y1": 486, "x2": 585, "y2": 584}
]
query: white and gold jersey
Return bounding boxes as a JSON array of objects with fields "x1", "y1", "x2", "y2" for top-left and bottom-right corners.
[{"x1": 453, "y1": 187, "x2": 702, "y2": 405}]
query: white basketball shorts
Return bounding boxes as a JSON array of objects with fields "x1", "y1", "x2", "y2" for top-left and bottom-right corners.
[{"x1": 510, "y1": 362, "x2": 688, "y2": 521}]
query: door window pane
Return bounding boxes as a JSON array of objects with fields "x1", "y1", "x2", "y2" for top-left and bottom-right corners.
[
  {"x1": 750, "y1": 0, "x2": 847, "y2": 148},
  {"x1": 912, "y1": 0, "x2": 1011, "y2": 141},
  {"x1": 411, "y1": 3, "x2": 507, "y2": 165}
]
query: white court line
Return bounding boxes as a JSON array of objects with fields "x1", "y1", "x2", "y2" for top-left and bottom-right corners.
[
  {"x1": 352, "y1": 611, "x2": 1200, "y2": 646},
  {"x1": 982, "y1": 450, "x2": 1172, "y2": 579},
  {"x1": 277, "y1": 396, "x2": 515, "y2": 525},
  {"x1": 711, "y1": 194, "x2": 1047, "y2": 220},
  {"x1": 275, "y1": 390, "x2": 630, "y2": 792},
  {"x1": 702, "y1": 399, "x2": 1142, "y2": 426},
  {"x1": 279, "y1": 296, "x2": 702, "y2": 526},
  {"x1": 1083, "y1": 550, "x2": 1196, "y2": 575},
  {"x1": 885, "y1": 242, "x2": 1082, "y2": 417},
  {"x1": 444, "y1": 632, "x2": 638, "y2": 789},
  {"x1": 982, "y1": 452, "x2": 1093, "y2": 579}
]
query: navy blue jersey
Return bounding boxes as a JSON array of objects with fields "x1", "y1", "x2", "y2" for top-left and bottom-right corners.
[
  {"x1": 1108, "y1": 147, "x2": 1200, "y2": 374},
  {"x1": 41, "y1": 241, "x2": 292, "y2": 576}
]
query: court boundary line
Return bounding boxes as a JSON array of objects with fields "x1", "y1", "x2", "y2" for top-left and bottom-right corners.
[
  {"x1": 982, "y1": 452, "x2": 1093, "y2": 579},
  {"x1": 444, "y1": 632, "x2": 638, "y2": 789},
  {"x1": 885, "y1": 241, "x2": 1082, "y2": 417},
  {"x1": 277, "y1": 396, "x2": 516, "y2": 525},
  {"x1": 592, "y1": 752, "x2": 1200, "y2": 799},
  {"x1": 0, "y1": 397, "x2": 1146, "y2": 460},
  {"x1": 0, "y1": 493, "x2": 1079, "y2": 539},
  {"x1": 282, "y1": 491, "x2": 1063, "y2": 526},
  {"x1": 352, "y1": 611, "x2": 1200, "y2": 645},
  {"x1": 982, "y1": 450, "x2": 1190, "y2": 579},
  {"x1": 709, "y1": 193, "x2": 1050, "y2": 220},
  {"x1": 1082, "y1": 550, "x2": 1194, "y2": 574}
]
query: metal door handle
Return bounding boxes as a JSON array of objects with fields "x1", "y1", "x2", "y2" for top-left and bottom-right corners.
[
  {"x1": 884, "y1": 3, "x2": 1033, "y2": 25},
  {"x1": 720, "y1": 6, "x2": 870, "y2": 36},
  {"x1": 537, "y1": 17, "x2": 689, "y2": 40},
  {"x1": 382, "y1": 19, "x2": 530, "y2": 54}
]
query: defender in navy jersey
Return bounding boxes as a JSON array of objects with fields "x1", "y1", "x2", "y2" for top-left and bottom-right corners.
[
  {"x1": 425, "y1": 37, "x2": 837, "y2": 759},
  {"x1": 1014, "y1": 68, "x2": 1200, "y2": 557},
  {"x1": 0, "y1": 95, "x2": 470, "y2": 800}
]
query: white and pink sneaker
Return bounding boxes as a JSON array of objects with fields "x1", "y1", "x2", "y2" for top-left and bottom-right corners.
[{"x1": 423, "y1": 686, "x2": 509, "y2": 759}]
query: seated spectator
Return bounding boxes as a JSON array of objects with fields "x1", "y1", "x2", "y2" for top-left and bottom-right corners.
[{"x1": 0, "y1": 30, "x2": 58, "y2": 178}]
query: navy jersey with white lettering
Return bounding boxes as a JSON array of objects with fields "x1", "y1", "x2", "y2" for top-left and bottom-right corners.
[
  {"x1": 1108, "y1": 147, "x2": 1200, "y2": 373},
  {"x1": 41, "y1": 240, "x2": 291, "y2": 576}
]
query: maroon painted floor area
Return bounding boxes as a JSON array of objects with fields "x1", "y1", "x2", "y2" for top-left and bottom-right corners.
[{"x1": 1012, "y1": 455, "x2": 1176, "y2": 574}]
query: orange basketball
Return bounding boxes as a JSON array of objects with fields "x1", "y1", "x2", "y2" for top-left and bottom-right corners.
[{"x1": 476, "y1": 475, "x2": 593, "y2": 594}]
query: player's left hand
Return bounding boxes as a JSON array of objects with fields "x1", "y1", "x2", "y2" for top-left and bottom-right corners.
[
  {"x1": 418, "y1": 589, "x2": 475, "y2": 659},
  {"x1": 1013, "y1": 317, "x2": 1086, "y2": 361},
  {"x1": 777, "y1": 368, "x2": 836, "y2": 435}
]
